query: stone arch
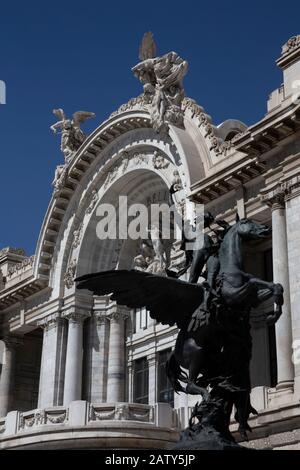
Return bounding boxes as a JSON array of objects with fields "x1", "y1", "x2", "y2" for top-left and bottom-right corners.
[
  {"x1": 76, "y1": 168, "x2": 171, "y2": 279},
  {"x1": 34, "y1": 106, "x2": 213, "y2": 297},
  {"x1": 50, "y1": 158, "x2": 184, "y2": 298}
]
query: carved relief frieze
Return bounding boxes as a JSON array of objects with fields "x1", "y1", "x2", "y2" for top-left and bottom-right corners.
[
  {"x1": 86, "y1": 189, "x2": 99, "y2": 214},
  {"x1": 64, "y1": 259, "x2": 77, "y2": 289},
  {"x1": 72, "y1": 222, "x2": 83, "y2": 249}
]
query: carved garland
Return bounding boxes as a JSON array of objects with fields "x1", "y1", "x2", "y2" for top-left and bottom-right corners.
[
  {"x1": 19, "y1": 409, "x2": 68, "y2": 430},
  {"x1": 89, "y1": 404, "x2": 154, "y2": 423},
  {"x1": 182, "y1": 98, "x2": 234, "y2": 157},
  {"x1": 110, "y1": 95, "x2": 234, "y2": 157}
]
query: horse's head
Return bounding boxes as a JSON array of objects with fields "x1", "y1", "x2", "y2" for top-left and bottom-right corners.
[{"x1": 235, "y1": 216, "x2": 271, "y2": 241}]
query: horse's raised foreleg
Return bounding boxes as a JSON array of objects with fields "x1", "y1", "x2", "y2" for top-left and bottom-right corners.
[
  {"x1": 248, "y1": 277, "x2": 283, "y2": 324},
  {"x1": 248, "y1": 277, "x2": 283, "y2": 302}
]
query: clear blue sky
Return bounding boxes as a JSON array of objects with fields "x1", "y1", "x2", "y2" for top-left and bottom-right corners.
[{"x1": 1, "y1": 0, "x2": 300, "y2": 255}]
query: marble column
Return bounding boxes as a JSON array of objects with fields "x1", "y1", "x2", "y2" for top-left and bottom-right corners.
[
  {"x1": 0, "y1": 337, "x2": 21, "y2": 417},
  {"x1": 37, "y1": 314, "x2": 67, "y2": 408},
  {"x1": 84, "y1": 312, "x2": 109, "y2": 403},
  {"x1": 148, "y1": 353, "x2": 157, "y2": 405},
  {"x1": 107, "y1": 307, "x2": 128, "y2": 402},
  {"x1": 271, "y1": 194, "x2": 294, "y2": 389},
  {"x1": 63, "y1": 312, "x2": 88, "y2": 406}
]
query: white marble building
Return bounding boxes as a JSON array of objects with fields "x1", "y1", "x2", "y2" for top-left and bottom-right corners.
[{"x1": 1, "y1": 34, "x2": 300, "y2": 449}]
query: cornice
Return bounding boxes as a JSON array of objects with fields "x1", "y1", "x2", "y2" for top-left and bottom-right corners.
[
  {"x1": 0, "y1": 277, "x2": 49, "y2": 311},
  {"x1": 190, "y1": 155, "x2": 266, "y2": 204},
  {"x1": 232, "y1": 103, "x2": 300, "y2": 157}
]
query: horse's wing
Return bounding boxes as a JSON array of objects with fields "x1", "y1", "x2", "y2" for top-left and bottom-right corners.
[{"x1": 76, "y1": 269, "x2": 204, "y2": 329}]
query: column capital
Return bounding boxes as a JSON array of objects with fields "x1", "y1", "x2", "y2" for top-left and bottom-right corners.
[
  {"x1": 260, "y1": 186, "x2": 286, "y2": 210},
  {"x1": 93, "y1": 311, "x2": 108, "y2": 326},
  {"x1": 37, "y1": 313, "x2": 63, "y2": 331},
  {"x1": 62, "y1": 309, "x2": 90, "y2": 323},
  {"x1": 107, "y1": 306, "x2": 129, "y2": 323}
]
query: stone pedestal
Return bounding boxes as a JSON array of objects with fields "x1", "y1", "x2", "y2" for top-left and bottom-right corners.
[
  {"x1": 63, "y1": 312, "x2": 88, "y2": 405},
  {"x1": 0, "y1": 337, "x2": 21, "y2": 417},
  {"x1": 271, "y1": 197, "x2": 294, "y2": 389},
  {"x1": 38, "y1": 314, "x2": 67, "y2": 408},
  {"x1": 107, "y1": 307, "x2": 128, "y2": 402}
]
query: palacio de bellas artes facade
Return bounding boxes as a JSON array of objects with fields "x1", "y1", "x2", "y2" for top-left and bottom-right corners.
[{"x1": 1, "y1": 31, "x2": 300, "y2": 451}]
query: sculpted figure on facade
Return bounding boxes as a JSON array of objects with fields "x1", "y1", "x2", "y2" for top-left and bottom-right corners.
[
  {"x1": 72, "y1": 222, "x2": 83, "y2": 249},
  {"x1": 170, "y1": 169, "x2": 183, "y2": 192},
  {"x1": 133, "y1": 230, "x2": 168, "y2": 276},
  {"x1": 52, "y1": 164, "x2": 68, "y2": 193},
  {"x1": 132, "y1": 32, "x2": 188, "y2": 134},
  {"x1": 86, "y1": 189, "x2": 99, "y2": 214},
  {"x1": 152, "y1": 151, "x2": 169, "y2": 169},
  {"x1": 147, "y1": 226, "x2": 168, "y2": 271},
  {"x1": 133, "y1": 240, "x2": 154, "y2": 271},
  {"x1": 282, "y1": 34, "x2": 300, "y2": 54},
  {"x1": 64, "y1": 259, "x2": 77, "y2": 289},
  {"x1": 50, "y1": 108, "x2": 95, "y2": 162}
]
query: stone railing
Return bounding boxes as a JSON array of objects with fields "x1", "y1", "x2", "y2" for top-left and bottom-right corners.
[
  {"x1": 0, "y1": 401, "x2": 177, "y2": 438},
  {"x1": 89, "y1": 403, "x2": 155, "y2": 423},
  {"x1": 19, "y1": 406, "x2": 68, "y2": 430}
]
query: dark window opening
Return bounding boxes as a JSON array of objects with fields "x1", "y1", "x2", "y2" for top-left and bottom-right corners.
[
  {"x1": 157, "y1": 349, "x2": 174, "y2": 407},
  {"x1": 133, "y1": 357, "x2": 149, "y2": 404},
  {"x1": 224, "y1": 130, "x2": 239, "y2": 141}
]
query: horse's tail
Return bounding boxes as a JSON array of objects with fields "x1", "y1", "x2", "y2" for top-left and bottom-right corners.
[{"x1": 166, "y1": 352, "x2": 188, "y2": 394}]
